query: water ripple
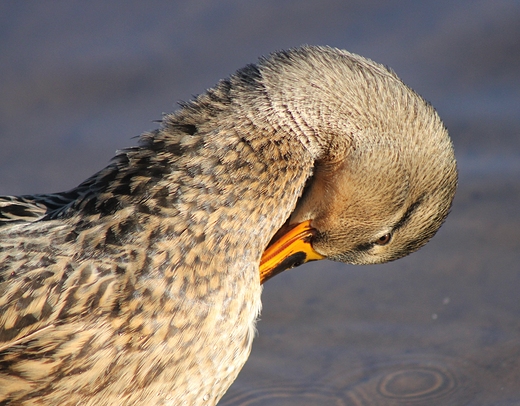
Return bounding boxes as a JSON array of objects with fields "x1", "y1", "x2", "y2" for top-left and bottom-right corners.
[{"x1": 222, "y1": 355, "x2": 475, "y2": 405}]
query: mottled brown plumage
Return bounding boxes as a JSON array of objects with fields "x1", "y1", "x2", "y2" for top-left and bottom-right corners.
[{"x1": 0, "y1": 46, "x2": 457, "y2": 405}]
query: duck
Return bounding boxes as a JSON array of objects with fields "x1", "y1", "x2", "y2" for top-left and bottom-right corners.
[{"x1": 0, "y1": 46, "x2": 457, "y2": 405}]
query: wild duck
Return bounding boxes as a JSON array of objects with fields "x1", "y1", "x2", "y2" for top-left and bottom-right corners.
[{"x1": 0, "y1": 46, "x2": 457, "y2": 405}]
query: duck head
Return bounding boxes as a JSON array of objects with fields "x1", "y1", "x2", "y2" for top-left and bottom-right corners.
[{"x1": 257, "y1": 47, "x2": 457, "y2": 283}]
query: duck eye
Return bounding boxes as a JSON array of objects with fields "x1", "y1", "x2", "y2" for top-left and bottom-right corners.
[{"x1": 375, "y1": 233, "x2": 392, "y2": 246}]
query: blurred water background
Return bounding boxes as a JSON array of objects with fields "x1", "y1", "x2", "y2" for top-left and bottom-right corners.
[{"x1": 1, "y1": 2, "x2": 519, "y2": 405}]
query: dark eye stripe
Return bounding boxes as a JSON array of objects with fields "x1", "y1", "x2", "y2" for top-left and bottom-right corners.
[
  {"x1": 393, "y1": 197, "x2": 424, "y2": 232},
  {"x1": 355, "y1": 241, "x2": 374, "y2": 252},
  {"x1": 354, "y1": 196, "x2": 425, "y2": 253}
]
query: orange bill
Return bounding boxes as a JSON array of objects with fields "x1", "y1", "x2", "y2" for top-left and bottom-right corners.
[{"x1": 259, "y1": 220, "x2": 325, "y2": 284}]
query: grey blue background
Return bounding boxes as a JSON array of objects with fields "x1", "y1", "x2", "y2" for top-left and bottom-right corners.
[{"x1": 1, "y1": 2, "x2": 519, "y2": 405}]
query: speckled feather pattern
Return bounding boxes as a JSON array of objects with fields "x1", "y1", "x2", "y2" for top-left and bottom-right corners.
[
  {"x1": 0, "y1": 46, "x2": 457, "y2": 405},
  {"x1": 0, "y1": 75, "x2": 313, "y2": 405}
]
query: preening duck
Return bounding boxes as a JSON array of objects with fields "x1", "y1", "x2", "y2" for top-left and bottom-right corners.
[{"x1": 0, "y1": 46, "x2": 457, "y2": 405}]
